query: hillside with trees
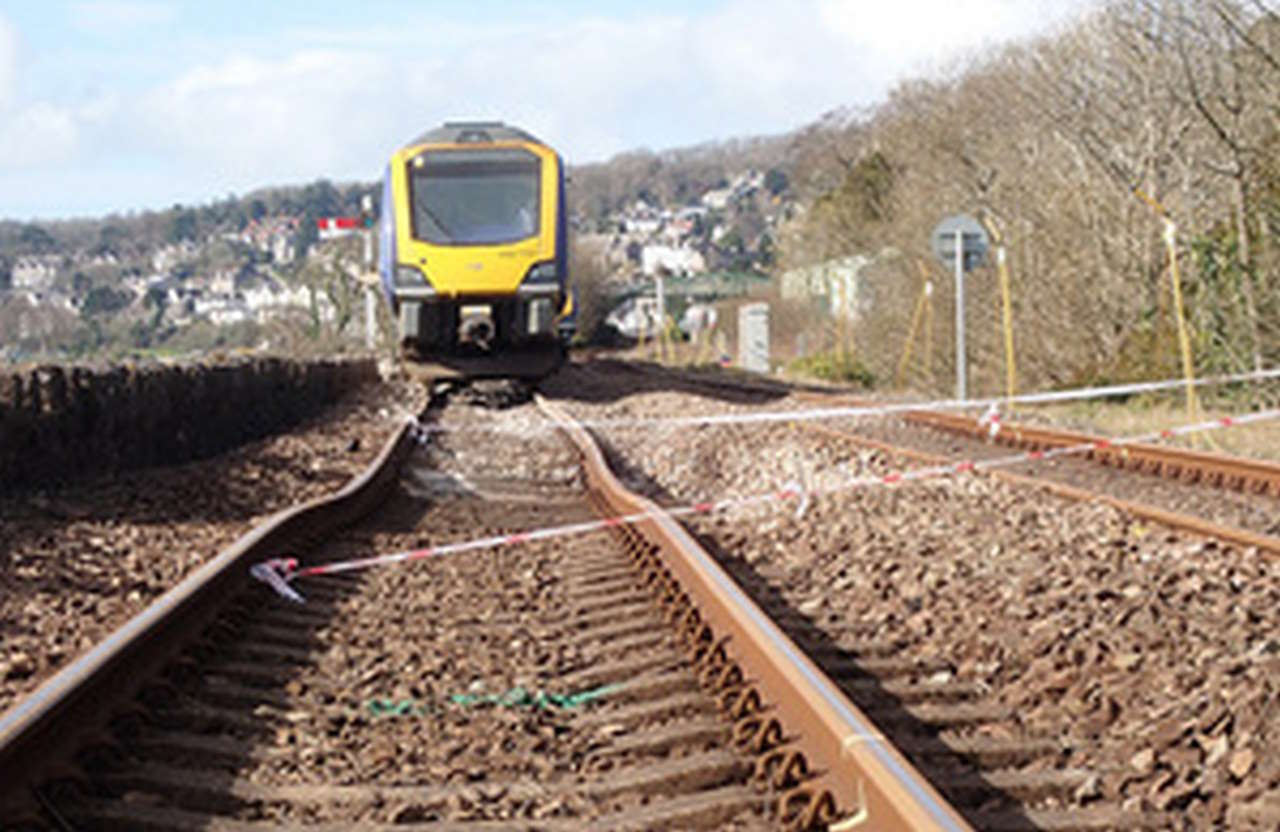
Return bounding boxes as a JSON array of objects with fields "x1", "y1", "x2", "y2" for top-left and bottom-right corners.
[
  {"x1": 0, "y1": 180, "x2": 375, "y2": 262},
  {"x1": 0, "y1": 180, "x2": 379, "y2": 363},
  {"x1": 568, "y1": 134, "x2": 799, "y2": 227},
  {"x1": 774, "y1": 0, "x2": 1279, "y2": 395},
  {"x1": 3, "y1": 0, "x2": 1276, "y2": 391}
]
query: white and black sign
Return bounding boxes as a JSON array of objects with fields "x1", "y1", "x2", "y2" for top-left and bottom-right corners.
[{"x1": 930, "y1": 214, "x2": 989, "y2": 272}]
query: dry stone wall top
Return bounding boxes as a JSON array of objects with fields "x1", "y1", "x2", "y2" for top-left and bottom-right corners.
[{"x1": 0, "y1": 356, "x2": 378, "y2": 492}]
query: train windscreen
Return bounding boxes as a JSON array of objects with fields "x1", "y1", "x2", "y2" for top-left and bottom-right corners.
[{"x1": 409, "y1": 149, "x2": 541, "y2": 245}]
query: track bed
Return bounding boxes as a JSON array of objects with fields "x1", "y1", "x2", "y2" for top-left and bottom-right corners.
[
  {"x1": 546, "y1": 360, "x2": 1280, "y2": 829},
  {"x1": 845, "y1": 415, "x2": 1280, "y2": 540},
  {"x1": 29, "y1": 391, "x2": 775, "y2": 830}
]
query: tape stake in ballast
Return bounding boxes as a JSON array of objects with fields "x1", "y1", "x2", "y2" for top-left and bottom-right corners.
[
  {"x1": 781, "y1": 480, "x2": 810, "y2": 519},
  {"x1": 250, "y1": 558, "x2": 304, "y2": 603},
  {"x1": 979, "y1": 403, "x2": 1001, "y2": 438}
]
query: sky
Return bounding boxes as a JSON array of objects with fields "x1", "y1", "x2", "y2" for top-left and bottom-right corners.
[{"x1": 0, "y1": 0, "x2": 1101, "y2": 221}]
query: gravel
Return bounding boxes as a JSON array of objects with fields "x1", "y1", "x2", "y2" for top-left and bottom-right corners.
[
  {"x1": 540, "y1": 360, "x2": 1280, "y2": 827},
  {"x1": 60, "y1": 386, "x2": 769, "y2": 830},
  {"x1": 849, "y1": 416, "x2": 1280, "y2": 538},
  {"x1": 0, "y1": 378, "x2": 428, "y2": 713}
]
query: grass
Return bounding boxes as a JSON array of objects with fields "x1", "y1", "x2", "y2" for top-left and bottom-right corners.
[{"x1": 785, "y1": 351, "x2": 875, "y2": 387}]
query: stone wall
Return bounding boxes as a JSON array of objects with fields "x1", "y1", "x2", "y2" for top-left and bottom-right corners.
[{"x1": 0, "y1": 357, "x2": 378, "y2": 492}]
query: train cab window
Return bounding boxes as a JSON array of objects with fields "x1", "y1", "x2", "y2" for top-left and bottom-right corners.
[{"x1": 409, "y1": 149, "x2": 541, "y2": 245}]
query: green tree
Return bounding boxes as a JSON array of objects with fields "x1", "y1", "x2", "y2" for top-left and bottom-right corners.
[
  {"x1": 81, "y1": 286, "x2": 132, "y2": 317},
  {"x1": 169, "y1": 206, "x2": 199, "y2": 242},
  {"x1": 757, "y1": 232, "x2": 776, "y2": 267},
  {"x1": 764, "y1": 167, "x2": 789, "y2": 196},
  {"x1": 96, "y1": 224, "x2": 128, "y2": 257},
  {"x1": 144, "y1": 287, "x2": 168, "y2": 330},
  {"x1": 294, "y1": 179, "x2": 343, "y2": 257},
  {"x1": 19, "y1": 224, "x2": 55, "y2": 253}
]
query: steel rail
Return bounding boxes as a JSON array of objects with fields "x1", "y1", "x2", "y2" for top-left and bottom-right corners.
[
  {"x1": 902, "y1": 408, "x2": 1280, "y2": 497},
  {"x1": 0, "y1": 418, "x2": 419, "y2": 818},
  {"x1": 537, "y1": 394, "x2": 972, "y2": 832},
  {"x1": 799, "y1": 420, "x2": 1280, "y2": 557},
  {"x1": 611, "y1": 361, "x2": 1280, "y2": 501},
  {"x1": 3, "y1": 383, "x2": 974, "y2": 830}
]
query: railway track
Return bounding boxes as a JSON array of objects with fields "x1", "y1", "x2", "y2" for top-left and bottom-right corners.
[
  {"x1": 800, "y1": 412, "x2": 1280, "y2": 557},
  {"x1": 902, "y1": 410, "x2": 1280, "y2": 497},
  {"x1": 542, "y1": 359, "x2": 1280, "y2": 829},
  {"x1": 0, "y1": 382, "x2": 968, "y2": 831},
  {"x1": 601, "y1": 359, "x2": 1280, "y2": 550}
]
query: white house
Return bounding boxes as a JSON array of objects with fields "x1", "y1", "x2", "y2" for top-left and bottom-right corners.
[
  {"x1": 209, "y1": 268, "x2": 238, "y2": 297},
  {"x1": 195, "y1": 296, "x2": 252, "y2": 326},
  {"x1": 272, "y1": 234, "x2": 295, "y2": 264},
  {"x1": 641, "y1": 244, "x2": 706, "y2": 277},
  {"x1": 625, "y1": 216, "x2": 662, "y2": 236},
  {"x1": 779, "y1": 255, "x2": 872, "y2": 320},
  {"x1": 11, "y1": 257, "x2": 58, "y2": 290},
  {"x1": 606, "y1": 296, "x2": 662, "y2": 340},
  {"x1": 701, "y1": 188, "x2": 732, "y2": 211},
  {"x1": 241, "y1": 279, "x2": 335, "y2": 324},
  {"x1": 151, "y1": 242, "x2": 197, "y2": 273}
]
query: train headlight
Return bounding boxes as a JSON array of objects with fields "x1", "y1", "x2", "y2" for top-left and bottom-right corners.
[
  {"x1": 394, "y1": 265, "x2": 428, "y2": 288},
  {"x1": 528, "y1": 262, "x2": 557, "y2": 283},
  {"x1": 520, "y1": 262, "x2": 559, "y2": 295}
]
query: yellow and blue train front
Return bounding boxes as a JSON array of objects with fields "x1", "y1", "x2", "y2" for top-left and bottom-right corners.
[{"x1": 379, "y1": 125, "x2": 567, "y2": 353}]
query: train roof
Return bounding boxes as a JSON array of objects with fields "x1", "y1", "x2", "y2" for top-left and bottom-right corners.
[{"x1": 406, "y1": 121, "x2": 546, "y2": 148}]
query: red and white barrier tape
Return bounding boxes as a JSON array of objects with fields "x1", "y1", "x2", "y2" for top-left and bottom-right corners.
[
  {"x1": 407, "y1": 367, "x2": 1280, "y2": 439},
  {"x1": 253, "y1": 406, "x2": 1280, "y2": 602}
]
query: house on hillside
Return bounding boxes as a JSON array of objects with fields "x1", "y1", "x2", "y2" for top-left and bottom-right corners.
[
  {"x1": 11, "y1": 257, "x2": 59, "y2": 290},
  {"x1": 86, "y1": 253, "x2": 120, "y2": 268},
  {"x1": 667, "y1": 207, "x2": 705, "y2": 240},
  {"x1": 241, "y1": 278, "x2": 334, "y2": 324},
  {"x1": 194, "y1": 295, "x2": 252, "y2": 326},
  {"x1": 151, "y1": 242, "x2": 198, "y2": 273},
  {"x1": 240, "y1": 216, "x2": 299, "y2": 264},
  {"x1": 780, "y1": 255, "x2": 872, "y2": 320},
  {"x1": 701, "y1": 188, "x2": 732, "y2": 211},
  {"x1": 123, "y1": 273, "x2": 152, "y2": 296},
  {"x1": 641, "y1": 244, "x2": 706, "y2": 277},
  {"x1": 210, "y1": 268, "x2": 239, "y2": 297}
]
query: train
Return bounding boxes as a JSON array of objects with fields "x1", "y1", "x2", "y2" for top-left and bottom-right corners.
[{"x1": 378, "y1": 121, "x2": 574, "y2": 378}]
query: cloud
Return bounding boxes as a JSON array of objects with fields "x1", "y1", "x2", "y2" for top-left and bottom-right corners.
[
  {"x1": 136, "y1": 3, "x2": 894, "y2": 179},
  {"x1": 3, "y1": 0, "x2": 1107, "y2": 217},
  {"x1": 68, "y1": 1, "x2": 175, "y2": 31},
  {"x1": 0, "y1": 102, "x2": 78, "y2": 167},
  {"x1": 0, "y1": 15, "x2": 15, "y2": 110},
  {"x1": 817, "y1": 0, "x2": 1094, "y2": 72},
  {"x1": 139, "y1": 50, "x2": 397, "y2": 187}
]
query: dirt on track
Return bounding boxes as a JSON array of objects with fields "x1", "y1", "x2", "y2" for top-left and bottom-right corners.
[
  {"x1": 541, "y1": 360, "x2": 1280, "y2": 829},
  {"x1": 0, "y1": 378, "x2": 428, "y2": 713}
]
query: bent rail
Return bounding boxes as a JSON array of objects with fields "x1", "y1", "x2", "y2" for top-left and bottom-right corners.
[{"x1": 537, "y1": 394, "x2": 971, "y2": 831}]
